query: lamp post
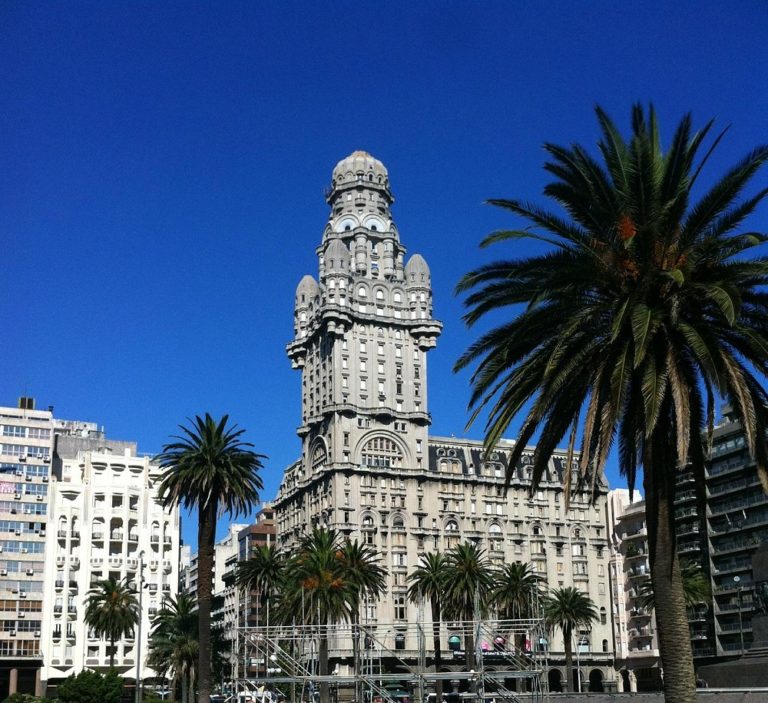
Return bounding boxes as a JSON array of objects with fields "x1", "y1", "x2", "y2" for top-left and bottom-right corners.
[
  {"x1": 135, "y1": 552, "x2": 145, "y2": 703},
  {"x1": 734, "y1": 576, "x2": 745, "y2": 654}
]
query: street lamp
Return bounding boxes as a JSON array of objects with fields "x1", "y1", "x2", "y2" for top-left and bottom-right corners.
[
  {"x1": 135, "y1": 552, "x2": 146, "y2": 703},
  {"x1": 734, "y1": 576, "x2": 745, "y2": 654}
]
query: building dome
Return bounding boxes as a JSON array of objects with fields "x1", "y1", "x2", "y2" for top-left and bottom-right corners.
[
  {"x1": 405, "y1": 253, "x2": 430, "y2": 286},
  {"x1": 295, "y1": 275, "x2": 319, "y2": 304},
  {"x1": 324, "y1": 239, "x2": 351, "y2": 272},
  {"x1": 332, "y1": 150, "x2": 389, "y2": 186}
]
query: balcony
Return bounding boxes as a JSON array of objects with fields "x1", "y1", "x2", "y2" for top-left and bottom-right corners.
[
  {"x1": 70, "y1": 557, "x2": 79, "y2": 569},
  {"x1": 709, "y1": 492, "x2": 767, "y2": 516},
  {"x1": 164, "y1": 536, "x2": 172, "y2": 544},
  {"x1": 110, "y1": 532, "x2": 123, "y2": 542},
  {"x1": 57, "y1": 530, "x2": 67, "y2": 539},
  {"x1": 92, "y1": 532, "x2": 104, "y2": 541},
  {"x1": 55, "y1": 580, "x2": 64, "y2": 589},
  {"x1": 127, "y1": 534, "x2": 138, "y2": 543},
  {"x1": 70, "y1": 531, "x2": 80, "y2": 541}
]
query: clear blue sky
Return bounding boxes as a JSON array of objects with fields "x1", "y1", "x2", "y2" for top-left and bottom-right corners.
[{"x1": 2, "y1": 2, "x2": 767, "y2": 549}]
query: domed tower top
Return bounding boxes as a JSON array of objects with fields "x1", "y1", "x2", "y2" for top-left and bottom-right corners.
[
  {"x1": 326, "y1": 150, "x2": 394, "y2": 215},
  {"x1": 405, "y1": 253, "x2": 431, "y2": 287}
]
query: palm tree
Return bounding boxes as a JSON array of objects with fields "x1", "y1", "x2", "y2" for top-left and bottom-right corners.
[
  {"x1": 337, "y1": 540, "x2": 387, "y2": 703},
  {"x1": 407, "y1": 552, "x2": 448, "y2": 702},
  {"x1": 543, "y1": 587, "x2": 598, "y2": 693},
  {"x1": 281, "y1": 528, "x2": 352, "y2": 703},
  {"x1": 455, "y1": 105, "x2": 768, "y2": 702},
  {"x1": 148, "y1": 593, "x2": 198, "y2": 703},
  {"x1": 237, "y1": 544, "x2": 285, "y2": 631},
  {"x1": 442, "y1": 542, "x2": 493, "y2": 669},
  {"x1": 84, "y1": 576, "x2": 139, "y2": 667},
  {"x1": 638, "y1": 561, "x2": 711, "y2": 610},
  {"x1": 156, "y1": 414, "x2": 265, "y2": 703},
  {"x1": 492, "y1": 562, "x2": 542, "y2": 655}
]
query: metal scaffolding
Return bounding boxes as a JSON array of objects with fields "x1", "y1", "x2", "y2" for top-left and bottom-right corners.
[{"x1": 229, "y1": 617, "x2": 549, "y2": 703}]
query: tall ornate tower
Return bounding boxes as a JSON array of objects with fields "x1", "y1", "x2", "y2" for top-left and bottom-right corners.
[{"x1": 286, "y1": 151, "x2": 441, "y2": 486}]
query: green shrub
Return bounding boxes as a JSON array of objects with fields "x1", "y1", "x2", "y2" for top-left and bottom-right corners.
[{"x1": 57, "y1": 670, "x2": 123, "y2": 703}]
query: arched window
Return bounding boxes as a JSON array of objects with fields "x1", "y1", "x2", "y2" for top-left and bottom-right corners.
[
  {"x1": 358, "y1": 286, "x2": 367, "y2": 298},
  {"x1": 392, "y1": 515, "x2": 405, "y2": 530},
  {"x1": 600, "y1": 607, "x2": 607, "y2": 625},
  {"x1": 311, "y1": 443, "x2": 327, "y2": 472},
  {"x1": 375, "y1": 290, "x2": 384, "y2": 300},
  {"x1": 362, "y1": 515, "x2": 374, "y2": 528},
  {"x1": 394, "y1": 291, "x2": 402, "y2": 304},
  {"x1": 489, "y1": 524, "x2": 502, "y2": 535},
  {"x1": 361, "y1": 437, "x2": 403, "y2": 468},
  {"x1": 445, "y1": 520, "x2": 459, "y2": 532},
  {"x1": 602, "y1": 639, "x2": 609, "y2": 653}
]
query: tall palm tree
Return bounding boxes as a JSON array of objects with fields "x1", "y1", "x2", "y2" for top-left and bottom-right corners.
[
  {"x1": 442, "y1": 542, "x2": 493, "y2": 669},
  {"x1": 84, "y1": 576, "x2": 139, "y2": 667},
  {"x1": 543, "y1": 587, "x2": 598, "y2": 693},
  {"x1": 455, "y1": 105, "x2": 768, "y2": 702},
  {"x1": 407, "y1": 552, "x2": 448, "y2": 702},
  {"x1": 281, "y1": 528, "x2": 352, "y2": 703},
  {"x1": 148, "y1": 593, "x2": 198, "y2": 703},
  {"x1": 237, "y1": 544, "x2": 285, "y2": 631},
  {"x1": 337, "y1": 540, "x2": 387, "y2": 703},
  {"x1": 156, "y1": 414, "x2": 265, "y2": 703},
  {"x1": 492, "y1": 562, "x2": 542, "y2": 655}
]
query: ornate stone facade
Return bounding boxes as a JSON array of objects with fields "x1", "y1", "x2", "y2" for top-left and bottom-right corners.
[{"x1": 274, "y1": 153, "x2": 615, "y2": 690}]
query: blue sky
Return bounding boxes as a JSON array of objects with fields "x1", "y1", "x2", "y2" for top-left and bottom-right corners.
[{"x1": 2, "y1": 2, "x2": 767, "y2": 549}]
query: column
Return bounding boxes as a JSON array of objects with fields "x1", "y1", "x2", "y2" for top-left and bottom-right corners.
[{"x1": 8, "y1": 668, "x2": 18, "y2": 695}]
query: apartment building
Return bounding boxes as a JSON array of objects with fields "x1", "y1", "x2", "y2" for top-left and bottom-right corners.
[
  {"x1": 274, "y1": 152, "x2": 616, "y2": 692},
  {"x1": 687, "y1": 406, "x2": 766, "y2": 662},
  {"x1": 0, "y1": 398, "x2": 54, "y2": 697},
  {"x1": 39, "y1": 420, "x2": 180, "y2": 695},
  {"x1": 606, "y1": 490, "x2": 662, "y2": 692}
]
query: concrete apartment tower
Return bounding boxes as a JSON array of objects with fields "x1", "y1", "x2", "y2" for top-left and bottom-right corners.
[
  {"x1": 0, "y1": 398, "x2": 54, "y2": 698},
  {"x1": 285, "y1": 150, "x2": 441, "y2": 489}
]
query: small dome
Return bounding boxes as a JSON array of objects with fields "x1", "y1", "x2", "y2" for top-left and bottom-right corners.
[
  {"x1": 405, "y1": 254, "x2": 430, "y2": 286},
  {"x1": 295, "y1": 275, "x2": 319, "y2": 304},
  {"x1": 324, "y1": 239, "x2": 351, "y2": 272},
  {"x1": 332, "y1": 150, "x2": 389, "y2": 185}
]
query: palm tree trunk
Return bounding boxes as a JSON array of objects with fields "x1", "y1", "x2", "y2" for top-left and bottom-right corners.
[
  {"x1": 197, "y1": 502, "x2": 217, "y2": 703},
  {"x1": 189, "y1": 664, "x2": 196, "y2": 703},
  {"x1": 181, "y1": 671, "x2": 188, "y2": 703},
  {"x1": 563, "y1": 625, "x2": 573, "y2": 693},
  {"x1": 431, "y1": 600, "x2": 443, "y2": 703},
  {"x1": 110, "y1": 636, "x2": 116, "y2": 668},
  {"x1": 646, "y1": 463, "x2": 697, "y2": 703},
  {"x1": 319, "y1": 631, "x2": 330, "y2": 703}
]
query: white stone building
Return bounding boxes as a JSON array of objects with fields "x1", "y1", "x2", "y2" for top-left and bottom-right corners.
[
  {"x1": 606, "y1": 489, "x2": 662, "y2": 692},
  {"x1": 40, "y1": 431, "x2": 180, "y2": 694},
  {"x1": 274, "y1": 152, "x2": 616, "y2": 692}
]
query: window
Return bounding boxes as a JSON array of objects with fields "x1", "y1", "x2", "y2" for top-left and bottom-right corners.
[
  {"x1": 360, "y1": 379, "x2": 367, "y2": 391},
  {"x1": 378, "y1": 343, "x2": 385, "y2": 355},
  {"x1": 360, "y1": 341, "x2": 367, "y2": 354},
  {"x1": 394, "y1": 594, "x2": 406, "y2": 620},
  {"x1": 361, "y1": 437, "x2": 403, "y2": 468},
  {"x1": 600, "y1": 607, "x2": 607, "y2": 625},
  {"x1": 445, "y1": 520, "x2": 459, "y2": 532}
]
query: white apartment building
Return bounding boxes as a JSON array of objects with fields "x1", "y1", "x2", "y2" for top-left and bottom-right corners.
[
  {"x1": 182, "y1": 523, "x2": 248, "y2": 600},
  {"x1": 40, "y1": 430, "x2": 180, "y2": 695},
  {"x1": 274, "y1": 152, "x2": 616, "y2": 693},
  {"x1": 606, "y1": 489, "x2": 661, "y2": 692},
  {"x1": 0, "y1": 398, "x2": 54, "y2": 697}
]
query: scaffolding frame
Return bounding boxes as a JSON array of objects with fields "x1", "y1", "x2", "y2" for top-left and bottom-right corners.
[{"x1": 229, "y1": 617, "x2": 549, "y2": 703}]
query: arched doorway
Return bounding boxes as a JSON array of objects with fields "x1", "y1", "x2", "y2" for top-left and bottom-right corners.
[
  {"x1": 589, "y1": 669, "x2": 604, "y2": 692},
  {"x1": 548, "y1": 669, "x2": 562, "y2": 693},
  {"x1": 621, "y1": 670, "x2": 631, "y2": 692}
]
